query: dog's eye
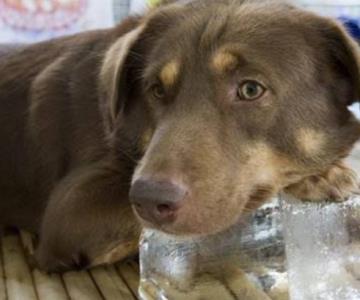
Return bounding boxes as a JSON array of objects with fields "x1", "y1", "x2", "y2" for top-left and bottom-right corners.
[
  {"x1": 237, "y1": 81, "x2": 265, "y2": 101},
  {"x1": 151, "y1": 84, "x2": 165, "y2": 99}
]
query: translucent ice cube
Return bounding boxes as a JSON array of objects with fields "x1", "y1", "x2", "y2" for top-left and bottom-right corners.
[
  {"x1": 281, "y1": 194, "x2": 360, "y2": 300},
  {"x1": 138, "y1": 200, "x2": 288, "y2": 300}
]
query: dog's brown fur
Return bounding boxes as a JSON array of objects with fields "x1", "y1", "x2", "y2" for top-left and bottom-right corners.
[{"x1": 0, "y1": 0, "x2": 360, "y2": 272}]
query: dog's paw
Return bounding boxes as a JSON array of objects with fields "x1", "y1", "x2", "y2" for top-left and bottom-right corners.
[{"x1": 285, "y1": 162, "x2": 359, "y2": 202}]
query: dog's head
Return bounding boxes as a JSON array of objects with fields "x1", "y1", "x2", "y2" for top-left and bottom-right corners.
[{"x1": 102, "y1": 0, "x2": 360, "y2": 235}]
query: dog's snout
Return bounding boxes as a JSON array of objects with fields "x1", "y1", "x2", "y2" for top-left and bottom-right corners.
[{"x1": 129, "y1": 178, "x2": 187, "y2": 225}]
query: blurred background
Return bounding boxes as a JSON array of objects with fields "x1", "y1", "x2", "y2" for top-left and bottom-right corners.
[
  {"x1": 0, "y1": 0, "x2": 359, "y2": 43},
  {"x1": 0, "y1": 0, "x2": 153, "y2": 43}
]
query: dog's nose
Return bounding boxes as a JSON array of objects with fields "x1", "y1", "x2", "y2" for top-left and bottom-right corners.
[{"x1": 129, "y1": 178, "x2": 187, "y2": 225}]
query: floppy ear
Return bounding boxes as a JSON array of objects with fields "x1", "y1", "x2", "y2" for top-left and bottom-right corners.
[
  {"x1": 317, "y1": 18, "x2": 360, "y2": 105},
  {"x1": 99, "y1": 24, "x2": 146, "y2": 131},
  {"x1": 99, "y1": 4, "x2": 184, "y2": 134}
]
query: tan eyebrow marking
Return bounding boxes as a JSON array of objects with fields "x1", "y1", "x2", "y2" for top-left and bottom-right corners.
[
  {"x1": 160, "y1": 60, "x2": 180, "y2": 87},
  {"x1": 212, "y1": 50, "x2": 238, "y2": 74},
  {"x1": 296, "y1": 128, "x2": 326, "y2": 155}
]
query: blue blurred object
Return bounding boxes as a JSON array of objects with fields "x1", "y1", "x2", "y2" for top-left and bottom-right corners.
[
  {"x1": 339, "y1": 17, "x2": 360, "y2": 40},
  {"x1": 297, "y1": 1, "x2": 360, "y2": 40}
]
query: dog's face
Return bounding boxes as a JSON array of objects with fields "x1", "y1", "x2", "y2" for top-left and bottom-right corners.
[{"x1": 103, "y1": 0, "x2": 360, "y2": 235}]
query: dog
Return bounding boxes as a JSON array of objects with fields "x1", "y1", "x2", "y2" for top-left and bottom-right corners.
[{"x1": 0, "y1": 0, "x2": 359, "y2": 272}]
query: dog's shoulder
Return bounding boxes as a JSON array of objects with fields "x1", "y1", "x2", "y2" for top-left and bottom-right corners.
[{"x1": 0, "y1": 16, "x2": 142, "y2": 89}]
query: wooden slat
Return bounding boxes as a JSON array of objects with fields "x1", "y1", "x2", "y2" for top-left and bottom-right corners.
[
  {"x1": 90, "y1": 266, "x2": 136, "y2": 300},
  {"x1": 33, "y1": 270, "x2": 69, "y2": 300},
  {"x1": 1, "y1": 231, "x2": 141, "y2": 300},
  {"x1": 2, "y1": 233, "x2": 37, "y2": 300},
  {"x1": 19, "y1": 231, "x2": 35, "y2": 257},
  {"x1": 62, "y1": 271, "x2": 103, "y2": 300},
  {"x1": 18, "y1": 230, "x2": 69, "y2": 300},
  {"x1": 0, "y1": 237, "x2": 7, "y2": 300},
  {"x1": 116, "y1": 261, "x2": 140, "y2": 299}
]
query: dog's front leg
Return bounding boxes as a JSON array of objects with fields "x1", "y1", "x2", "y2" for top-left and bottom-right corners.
[
  {"x1": 35, "y1": 162, "x2": 141, "y2": 273},
  {"x1": 284, "y1": 161, "x2": 359, "y2": 202}
]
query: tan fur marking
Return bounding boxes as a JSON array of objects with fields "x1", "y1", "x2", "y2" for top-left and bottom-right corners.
[
  {"x1": 296, "y1": 128, "x2": 325, "y2": 155},
  {"x1": 244, "y1": 142, "x2": 298, "y2": 187},
  {"x1": 285, "y1": 161, "x2": 359, "y2": 202},
  {"x1": 245, "y1": 142, "x2": 278, "y2": 182},
  {"x1": 212, "y1": 51, "x2": 238, "y2": 74},
  {"x1": 91, "y1": 240, "x2": 138, "y2": 266},
  {"x1": 160, "y1": 60, "x2": 180, "y2": 87}
]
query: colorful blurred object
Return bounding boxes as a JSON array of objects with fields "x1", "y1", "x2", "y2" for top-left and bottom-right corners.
[
  {"x1": 296, "y1": 0, "x2": 360, "y2": 40},
  {"x1": 340, "y1": 17, "x2": 360, "y2": 40},
  {"x1": 1, "y1": 1, "x2": 360, "y2": 43},
  {"x1": 0, "y1": 0, "x2": 87, "y2": 31},
  {"x1": 0, "y1": 0, "x2": 114, "y2": 43}
]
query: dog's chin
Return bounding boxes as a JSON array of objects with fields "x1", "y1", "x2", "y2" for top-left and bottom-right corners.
[{"x1": 135, "y1": 212, "x2": 242, "y2": 237}]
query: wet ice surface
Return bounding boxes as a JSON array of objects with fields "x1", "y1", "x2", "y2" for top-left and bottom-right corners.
[
  {"x1": 139, "y1": 196, "x2": 360, "y2": 300},
  {"x1": 281, "y1": 195, "x2": 360, "y2": 300},
  {"x1": 139, "y1": 200, "x2": 287, "y2": 300}
]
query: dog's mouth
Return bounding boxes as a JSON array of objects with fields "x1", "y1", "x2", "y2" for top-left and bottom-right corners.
[
  {"x1": 129, "y1": 166, "x2": 281, "y2": 235},
  {"x1": 133, "y1": 214, "x2": 179, "y2": 235},
  {"x1": 133, "y1": 209, "x2": 248, "y2": 237},
  {"x1": 131, "y1": 193, "x2": 255, "y2": 236}
]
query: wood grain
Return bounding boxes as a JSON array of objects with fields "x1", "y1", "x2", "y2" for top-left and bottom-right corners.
[{"x1": 2, "y1": 233, "x2": 38, "y2": 300}]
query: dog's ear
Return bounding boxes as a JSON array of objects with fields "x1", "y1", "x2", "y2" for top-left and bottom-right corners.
[
  {"x1": 100, "y1": 5, "x2": 185, "y2": 133},
  {"x1": 100, "y1": 24, "x2": 146, "y2": 130},
  {"x1": 313, "y1": 17, "x2": 360, "y2": 105}
]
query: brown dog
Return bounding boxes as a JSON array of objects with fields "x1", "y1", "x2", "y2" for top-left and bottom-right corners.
[{"x1": 0, "y1": 0, "x2": 359, "y2": 272}]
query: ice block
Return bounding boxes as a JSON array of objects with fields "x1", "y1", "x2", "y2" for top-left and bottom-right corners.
[
  {"x1": 139, "y1": 195, "x2": 360, "y2": 300},
  {"x1": 138, "y1": 200, "x2": 288, "y2": 300},
  {"x1": 281, "y1": 195, "x2": 360, "y2": 300}
]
